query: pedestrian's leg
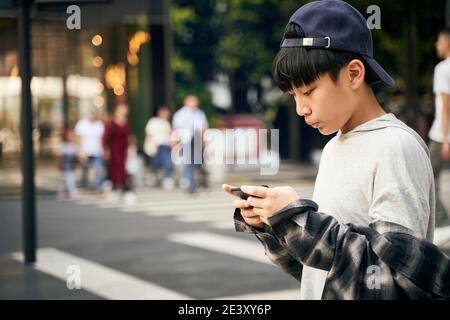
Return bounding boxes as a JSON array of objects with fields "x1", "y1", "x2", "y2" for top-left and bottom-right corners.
[
  {"x1": 58, "y1": 174, "x2": 66, "y2": 200},
  {"x1": 93, "y1": 156, "x2": 104, "y2": 191},
  {"x1": 80, "y1": 158, "x2": 89, "y2": 188},
  {"x1": 162, "y1": 146, "x2": 173, "y2": 179},
  {"x1": 66, "y1": 171, "x2": 78, "y2": 199},
  {"x1": 152, "y1": 147, "x2": 163, "y2": 185},
  {"x1": 429, "y1": 140, "x2": 450, "y2": 227},
  {"x1": 152, "y1": 147, "x2": 161, "y2": 173},
  {"x1": 187, "y1": 163, "x2": 196, "y2": 193},
  {"x1": 161, "y1": 146, "x2": 174, "y2": 189}
]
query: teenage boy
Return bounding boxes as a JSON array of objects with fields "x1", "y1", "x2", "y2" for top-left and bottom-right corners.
[{"x1": 223, "y1": 0, "x2": 443, "y2": 299}]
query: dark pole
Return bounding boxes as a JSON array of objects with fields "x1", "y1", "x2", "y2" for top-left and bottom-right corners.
[
  {"x1": 17, "y1": 0, "x2": 37, "y2": 264},
  {"x1": 446, "y1": 0, "x2": 450, "y2": 27}
]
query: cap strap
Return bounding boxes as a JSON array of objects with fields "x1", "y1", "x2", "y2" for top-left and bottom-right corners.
[{"x1": 281, "y1": 37, "x2": 330, "y2": 49}]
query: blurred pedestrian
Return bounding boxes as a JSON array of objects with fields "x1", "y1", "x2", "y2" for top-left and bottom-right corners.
[
  {"x1": 57, "y1": 128, "x2": 79, "y2": 200},
  {"x1": 144, "y1": 106, "x2": 174, "y2": 189},
  {"x1": 429, "y1": 28, "x2": 450, "y2": 227},
  {"x1": 74, "y1": 108, "x2": 105, "y2": 192},
  {"x1": 103, "y1": 104, "x2": 131, "y2": 199},
  {"x1": 172, "y1": 95, "x2": 208, "y2": 193}
]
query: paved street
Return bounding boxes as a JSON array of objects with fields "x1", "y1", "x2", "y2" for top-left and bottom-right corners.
[{"x1": 1, "y1": 158, "x2": 449, "y2": 300}]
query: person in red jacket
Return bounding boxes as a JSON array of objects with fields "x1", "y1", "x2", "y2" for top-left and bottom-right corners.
[{"x1": 103, "y1": 103, "x2": 131, "y2": 192}]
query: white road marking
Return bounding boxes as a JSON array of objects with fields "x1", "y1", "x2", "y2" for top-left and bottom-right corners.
[
  {"x1": 11, "y1": 247, "x2": 191, "y2": 300},
  {"x1": 167, "y1": 231, "x2": 272, "y2": 265}
]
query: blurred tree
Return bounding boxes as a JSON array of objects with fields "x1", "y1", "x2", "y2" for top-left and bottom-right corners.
[{"x1": 170, "y1": 1, "x2": 217, "y2": 122}]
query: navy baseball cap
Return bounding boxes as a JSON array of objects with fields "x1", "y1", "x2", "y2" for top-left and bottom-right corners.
[{"x1": 281, "y1": 0, "x2": 395, "y2": 87}]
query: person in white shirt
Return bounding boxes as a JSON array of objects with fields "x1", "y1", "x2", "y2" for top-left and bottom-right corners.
[
  {"x1": 172, "y1": 95, "x2": 208, "y2": 193},
  {"x1": 429, "y1": 28, "x2": 450, "y2": 227},
  {"x1": 74, "y1": 109, "x2": 105, "y2": 192},
  {"x1": 144, "y1": 106, "x2": 174, "y2": 189}
]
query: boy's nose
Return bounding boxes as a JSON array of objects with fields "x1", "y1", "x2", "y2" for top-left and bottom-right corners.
[{"x1": 296, "y1": 103, "x2": 311, "y2": 117}]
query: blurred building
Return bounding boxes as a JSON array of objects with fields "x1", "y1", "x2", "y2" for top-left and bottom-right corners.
[{"x1": 0, "y1": 0, "x2": 172, "y2": 156}]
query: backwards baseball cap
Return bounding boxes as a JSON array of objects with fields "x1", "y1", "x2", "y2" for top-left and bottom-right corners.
[{"x1": 280, "y1": 0, "x2": 395, "y2": 87}]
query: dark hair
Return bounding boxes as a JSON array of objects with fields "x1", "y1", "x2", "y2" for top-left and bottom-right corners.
[
  {"x1": 440, "y1": 27, "x2": 450, "y2": 38},
  {"x1": 272, "y1": 23, "x2": 371, "y2": 92}
]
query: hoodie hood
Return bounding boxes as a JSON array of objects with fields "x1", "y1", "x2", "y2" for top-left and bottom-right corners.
[{"x1": 337, "y1": 113, "x2": 429, "y2": 155}]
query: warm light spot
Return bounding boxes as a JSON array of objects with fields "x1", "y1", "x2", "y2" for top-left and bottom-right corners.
[
  {"x1": 10, "y1": 65, "x2": 19, "y2": 77},
  {"x1": 96, "y1": 82, "x2": 104, "y2": 93},
  {"x1": 91, "y1": 34, "x2": 103, "y2": 46},
  {"x1": 93, "y1": 56, "x2": 103, "y2": 67},
  {"x1": 94, "y1": 96, "x2": 104, "y2": 107},
  {"x1": 113, "y1": 85, "x2": 124, "y2": 96},
  {"x1": 127, "y1": 52, "x2": 139, "y2": 66}
]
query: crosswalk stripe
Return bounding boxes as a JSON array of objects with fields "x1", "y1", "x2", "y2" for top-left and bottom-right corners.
[
  {"x1": 167, "y1": 231, "x2": 271, "y2": 265},
  {"x1": 11, "y1": 248, "x2": 191, "y2": 300},
  {"x1": 209, "y1": 221, "x2": 234, "y2": 229},
  {"x1": 175, "y1": 212, "x2": 231, "y2": 223},
  {"x1": 115, "y1": 199, "x2": 232, "y2": 211},
  {"x1": 123, "y1": 202, "x2": 231, "y2": 213}
]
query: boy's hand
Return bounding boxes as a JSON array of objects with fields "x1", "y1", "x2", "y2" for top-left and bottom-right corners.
[
  {"x1": 222, "y1": 184, "x2": 299, "y2": 225},
  {"x1": 240, "y1": 185, "x2": 299, "y2": 223},
  {"x1": 222, "y1": 184, "x2": 264, "y2": 228}
]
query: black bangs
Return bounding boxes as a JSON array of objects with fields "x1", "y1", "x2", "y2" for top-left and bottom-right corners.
[{"x1": 272, "y1": 23, "x2": 368, "y2": 92}]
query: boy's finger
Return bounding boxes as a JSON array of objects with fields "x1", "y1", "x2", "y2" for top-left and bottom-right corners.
[
  {"x1": 243, "y1": 216, "x2": 263, "y2": 225},
  {"x1": 233, "y1": 199, "x2": 250, "y2": 209},
  {"x1": 241, "y1": 208, "x2": 259, "y2": 218},
  {"x1": 246, "y1": 196, "x2": 265, "y2": 209},
  {"x1": 222, "y1": 184, "x2": 236, "y2": 195},
  {"x1": 241, "y1": 185, "x2": 269, "y2": 198}
]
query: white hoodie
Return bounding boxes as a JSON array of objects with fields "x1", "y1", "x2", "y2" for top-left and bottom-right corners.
[{"x1": 300, "y1": 113, "x2": 436, "y2": 300}]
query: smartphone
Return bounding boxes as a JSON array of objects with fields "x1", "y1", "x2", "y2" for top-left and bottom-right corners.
[{"x1": 230, "y1": 185, "x2": 269, "y2": 200}]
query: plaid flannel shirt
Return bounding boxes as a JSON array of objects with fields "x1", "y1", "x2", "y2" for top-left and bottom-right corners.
[{"x1": 234, "y1": 199, "x2": 450, "y2": 300}]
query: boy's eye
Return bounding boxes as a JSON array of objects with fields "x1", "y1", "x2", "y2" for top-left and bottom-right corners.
[{"x1": 304, "y1": 88, "x2": 315, "y2": 96}]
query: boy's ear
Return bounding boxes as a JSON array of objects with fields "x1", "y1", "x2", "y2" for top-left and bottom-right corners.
[{"x1": 346, "y1": 59, "x2": 365, "y2": 90}]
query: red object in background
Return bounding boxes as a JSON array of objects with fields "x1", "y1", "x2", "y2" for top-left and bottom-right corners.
[
  {"x1": 217, "y1": 115, "x2": 266, "y2": 164},
  {"x1": 217, "y1": 114, "x2": 265, "y2": 130},
  {"x1": 103, "y1": 121, "x2": 130, "y2": 188}
]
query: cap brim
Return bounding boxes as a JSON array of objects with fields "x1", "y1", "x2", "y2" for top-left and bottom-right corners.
[{"x1": 362, "y1": 56, "x2": 395, "y2": 87}]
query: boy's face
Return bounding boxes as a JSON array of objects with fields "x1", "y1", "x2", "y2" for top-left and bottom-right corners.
[
  {"x1": 435, "y1": 33, "x2": 450, "y2": 59},
  {"x1": 290, "y1": 69, "x2": 356, "y2": 135}
]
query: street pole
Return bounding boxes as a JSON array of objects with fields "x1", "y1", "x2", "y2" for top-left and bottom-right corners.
[{"x1": 17, "y1": 0, "x2": 37, "y2": 264}]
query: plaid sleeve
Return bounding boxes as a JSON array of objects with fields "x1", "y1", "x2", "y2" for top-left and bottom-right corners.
[
  {"x1": 237, "y1": 199, "x2": 450, "y2": 299},
  {"x1": 233, "y1": 209, "x2": 303, "y2": 282}
]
